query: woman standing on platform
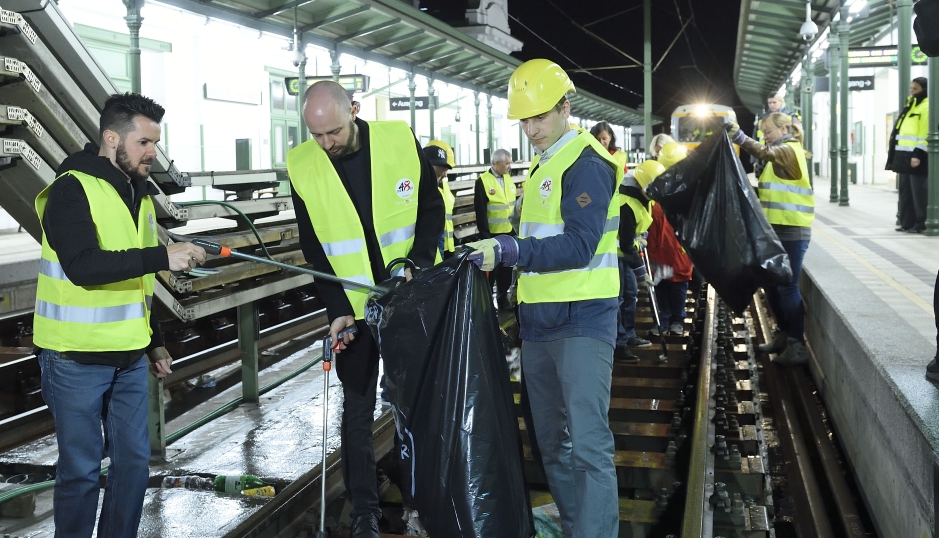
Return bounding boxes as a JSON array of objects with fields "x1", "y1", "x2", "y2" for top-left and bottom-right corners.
[
  {"x1": 590, "y1": 121, "x2": 628, "y2": 171},
  {"x1": 727, "y1": 113, "x2": 814, "y2": 365},
  {"x1": 886, "y1": 77, "x2": 929, "y2": 233}
]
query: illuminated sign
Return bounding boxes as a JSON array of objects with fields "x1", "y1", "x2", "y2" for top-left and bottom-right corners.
[
  {"x1": 286, "y1": 74, "x2": 370, "y2": 96},
  {"x1": 847, "y1": 46, "x2": 928, "y2": 68}
]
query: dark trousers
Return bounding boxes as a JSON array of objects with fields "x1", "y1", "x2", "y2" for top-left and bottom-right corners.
[
  {"x1": 337, "y1": 319, "x2": 381, "y2": 519},
  {"x1": 898, "y1": 173, "x2": 928, "y2": 230}
]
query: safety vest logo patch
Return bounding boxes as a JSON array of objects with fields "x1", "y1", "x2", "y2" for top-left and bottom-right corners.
[
  {"x1": 395, "y1": 178, "x2": 415, "y2": 199},
  {"x1": 539, "y1": 177, "x2": 553, "y2": 199}
]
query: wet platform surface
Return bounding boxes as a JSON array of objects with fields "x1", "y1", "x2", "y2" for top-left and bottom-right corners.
[
  {"x1": 0, "y1": 336, "x2": 385, "y2": 537},
  {"x1": 800, "y1": 181, "x2": 939, "y2": 538}
]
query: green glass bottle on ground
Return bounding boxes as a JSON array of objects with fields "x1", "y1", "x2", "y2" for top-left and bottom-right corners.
[{"x1": 213, "y1": 474, "x2": 267, "y2": 494}]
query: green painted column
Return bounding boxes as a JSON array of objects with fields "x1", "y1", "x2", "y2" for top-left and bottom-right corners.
[
  {"x1": 899, "y1": 0, "x2": 913, "y2": 115},
  {"x1": 838, "y1": 9, "x2": 850, "y2": 206},
  {"x1": 122, "y1": 0, "x2": 144, "y2": 94},
  {"x1": 643, "y1": 0, "x2": 652, "y2": 155},
  {"x1": 474, "y1": 90, "x2": 481, "y2": 164},
  {"x1": 238, "y1": 302, "x2": 260, "y2": 404},
  {"x1": 803, "y1": 55, "x2": 814, "y2": 186},
  {"x1": 486, "y1": 94, "x2": 494, "y2": 158},
  {"x1": 428, "y1": 78, "x2": 435, "y2": 140},
  {"x1": 407, "y1": 72, "x2": 416, "y2": 133},
  {"x1": 330, "y1": 48, "x2": 340, "y2": 82},
  {"x1": 829, "y1": 30, "x2": 840, "y2": 203},
  {"x1": 926, "y1": 56, "x2": 939, "y2": 235}
]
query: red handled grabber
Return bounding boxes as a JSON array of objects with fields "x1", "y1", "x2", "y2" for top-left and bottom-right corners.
[{"x1": 315, "y1": 324, "x2": 357, "y2": 538}]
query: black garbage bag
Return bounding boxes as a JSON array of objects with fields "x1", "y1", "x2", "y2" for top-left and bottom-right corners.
[
  {"x1": 365, "y1": 252, "x2": 532, "y2": 538},
  {"x1": 645, "y1": 131, "x2": 792, "y2": 313}
]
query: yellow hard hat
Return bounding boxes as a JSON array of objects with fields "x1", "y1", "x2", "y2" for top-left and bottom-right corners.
[
  {"x1": 658, "y1": 142, "x2": 688, "y2": 169},
  {"x1": 634, "y1": 160, "x2": 666, "y2": 188},
  {"x1": 507, "y1": 59, "x2": 576, "y2": 120},
  {"x1": 425, "y1": 139, "x2": 455, "y2": 168}
]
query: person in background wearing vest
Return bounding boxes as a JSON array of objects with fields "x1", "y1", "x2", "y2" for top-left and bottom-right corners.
[
  {"x1": 287, "y1": 81, "x2": 443, "y2": 538},
  {"x1": 649, "y1": 133, "x2": 674, "y2": 159},
  {"x1": 466, "y1": 59, "x2": 621, "y2": 538},
  {"x1": 424, "y1": 140, "x2": 456, "y2": 259},
  {"x1": 753, "y1": 93, "x2": 801, "y2": 178},
  {"x1": 886, "y1": 77, "x2": 929, "y2": 233},
  {"x1": 474, "y1": 148, "x2": 517, "y2": 310},
  {"x1": 33, "y1": 93, "x2": 206, "y2": 538},
  {"x1": 728, "y1": 113, "x2": 813, "y2": 365},
  {"x1": 590, "y1": 121, "x2": 628, "y2": 172}
]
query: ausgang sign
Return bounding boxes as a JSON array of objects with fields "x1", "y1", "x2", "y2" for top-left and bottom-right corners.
[
  {"x1": 389, "y1": 96, "x2": 438, "y2": 110},
  {"x1": 847, "y1": 46, "x2": 928, "y2": 68}
]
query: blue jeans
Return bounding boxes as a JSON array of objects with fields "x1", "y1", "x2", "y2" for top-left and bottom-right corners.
[
  {"x1": 616, "y1": 259, "x2": 638, "y2": 345},
  {"x1": 522, "y1": 337, "x2": 618, "y2": 538},
  {"x1": 654, "y1": 280, "x2": 690, "y2": 327},
  {"x1": 766, "y1": 239, "x2": 810, "y2": 342},
  {"x1": 38, "y1": 350, "x2": 151, "y2": 538}
]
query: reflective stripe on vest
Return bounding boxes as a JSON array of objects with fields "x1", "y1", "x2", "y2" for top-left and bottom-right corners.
[
  {"x1": 896, "y1": 97, "x2": 929, "y2": 152},
  {"x1": 517, "y1": 130, "x2": 622, "y2": 304},
  {"x1": 33, "y1": 171, "x2": 157, "y2": 352},
  {"x1": 480, "y1": 170, "x2": 517, "y2": 234},
  {"x1": 287, "y1": 120, "x2": 421, "y2": 319},
  {"x1": 758, "y1": 140, "x2": 814, "y2": 227},
  {"x1": 439, "y1": 178, "x2": 455, "y2": 253}
]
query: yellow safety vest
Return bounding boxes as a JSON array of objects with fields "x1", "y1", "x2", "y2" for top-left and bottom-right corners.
[
  {"x1": 480, "y1": 170, "x2": 517, "y2": 234},
  {"x1": 619, "y1": 192, "x2": 653, "y2": 255},
  {"x1": 517, "y1": 131, "x2": 621, "y2": 304},
  {"x1": 287, "y1": 121, "x2": 421, "y2": 319},
  {"x1": 611, "y1": 150, "x2": 628, "y2": 171},
  {"x1": 33, "y1": 171, "x2": 157, "y2": 352},
  {"x1": 895, "y1": 96, "x2": 929, "y2": 156},
  {"x1": 758, "y1": 140, "x2": 814, "y2": 227},
  {"x1": 439, "y1": 178, "x2": 455, "y2": 253}
]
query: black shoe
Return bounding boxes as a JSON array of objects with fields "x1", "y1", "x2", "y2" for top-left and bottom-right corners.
[
  {"x1": 614, "y1": 346, "x2": 640, "y2": 364},
  {"x1": 927, "y1": 359, "x2": 939, "y2": 382},
  {"x1": 896, "y1": 227, "x2": 910, "y2": 232},
  {"x1": 757, "y1": 330, "x2": 788, "y2": 354},
  {"x1": 908, "y1": 227, "x2": 925, "y2": 234},
  {"x1": 351, "y1": 513, "x2": 380, "y2": 538},
  {"x1": 625, "y1": 336, "x2": 652, "y2": 348}
]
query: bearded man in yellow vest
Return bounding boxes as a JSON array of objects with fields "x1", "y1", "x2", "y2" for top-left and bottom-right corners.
[
  {"x1": 287, "y1": 81, "x2": 443, "y2": 538},
  {"x1": 473, "y1": 148, "x2": 517, "y2": 309},
  {"x1": 466, "y1": 59, "x2": 621, "y2": 538},
  {"x1": 34, "y1": 93, "x2": 206, "y2": 538}
]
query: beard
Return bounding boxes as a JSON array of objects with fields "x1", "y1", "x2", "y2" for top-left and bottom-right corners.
[
  {"x1": 326, "y1": 120, "x2": 358, "y2": 159},
  {"x1": 116, "y1": 142, "x2": 153, "y2": 182}
]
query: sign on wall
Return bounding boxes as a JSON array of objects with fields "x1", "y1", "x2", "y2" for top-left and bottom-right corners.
[
  {"x1": 847, "y1": 45, "x2": 928, "y2": 68},
  {"x1": 389, "y1": 96, "x2": 438, "y2": 111},
  {"x1": 285, "y1": 74, "x2": 370, "y2": 96},
  {"x1": 812, "y1": 76, "x2": 875, "y2": 92}
]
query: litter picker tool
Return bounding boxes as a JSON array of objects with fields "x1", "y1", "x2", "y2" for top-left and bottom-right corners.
[
  {"x1": 640, "y1": 244, "x2": 668, "y2": 362},
  {"x1": 315, "y1": 324, "x2": 357, "y2": 538}
]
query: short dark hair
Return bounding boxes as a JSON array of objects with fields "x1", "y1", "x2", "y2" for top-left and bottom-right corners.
[
  {"x1": 913, "y1": 77, "x2": 928, "y2": 92},
  {"x1": 99, "y1": 92, "x2": 165, "y2": 140}
]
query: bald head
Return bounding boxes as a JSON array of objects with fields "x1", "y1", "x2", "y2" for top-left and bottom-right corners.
[{"x1": 303, "y1": 81, "x2": 359, "y2": 158}]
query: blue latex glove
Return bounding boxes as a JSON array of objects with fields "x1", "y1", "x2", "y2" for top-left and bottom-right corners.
[{"x1": 465, "y1": 235, "x2": 518, "y2": 271}]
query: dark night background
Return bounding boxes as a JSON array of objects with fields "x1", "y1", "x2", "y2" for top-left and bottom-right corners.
[{"x1": 418, "y1": 0, "x2": 755, "y2": 136}]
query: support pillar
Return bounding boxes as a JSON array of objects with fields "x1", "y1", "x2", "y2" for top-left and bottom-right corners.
[
  {"x1": 486, "y1": 94, "x2": 494, "y2": 160},
  {"x1": 838, "y1": 9, "x2": 850, "y2": 206},
  {"x1": 828, "y1": 30, "x2": 840, "y2": 203},
  {"x1": 926, "y1": 55, "x2": 939, "y2": 235},
  {"x1": 147, "y1": 376, "x2": 165, "y2": 459},
  {"x1": 643, "y1": 0, "x2": 652, "y2": 156},
  {"x1": 428, "y1": 78, "x2": 435, "y2": 140},
  {"x1": 122, "y1": 0, "x2": 144, "y2": 94},
  {"x1": 298, "y1": 50, "x2": 308, "y2": 143},
  {"x1": 407, "y1": 72, "x2": 417, "y2": 133},
  {"x1": 803, "y1": 55, "x2": 814, "y2": 186},
  {"x1": 474, "y1": 90, "x2": 481, "y2": 164},
  {"x1": 899, "y1": 0, "x2": 913, "y2": 116},
  {"x1": 518, "y1": 122, "x2": 524, "y2": 162},
  {"x1": 238, "y1": 302, "x2": 260, "y2": 404},
  {"x1": 329, "y1": 48, "x2": 341, "y2": 82}
]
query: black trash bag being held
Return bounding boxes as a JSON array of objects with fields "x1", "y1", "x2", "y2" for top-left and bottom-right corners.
[
  {"x1": 645, "y1": 131, "x2": 792, "y2": 313},
  {"x1": 365, "y1": 253, "x2": 532, "y2": 538}
]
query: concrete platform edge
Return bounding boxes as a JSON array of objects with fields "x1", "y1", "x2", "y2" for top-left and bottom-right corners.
[{"x1": 802, "y1": 244, "x2": 936, "y2": 538}]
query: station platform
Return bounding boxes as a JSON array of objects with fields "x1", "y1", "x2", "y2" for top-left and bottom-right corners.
[{"x1": 800, "y1": 181, "x2": 939, "y2": 538}]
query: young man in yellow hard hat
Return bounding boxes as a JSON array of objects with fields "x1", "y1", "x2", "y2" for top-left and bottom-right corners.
[{"x1": 466, "y1": 59, "x2": 620, "y2": 537}]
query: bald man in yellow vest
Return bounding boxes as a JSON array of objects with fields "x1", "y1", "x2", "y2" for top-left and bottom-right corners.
[{"x1": 287, "y1": 81, "x2": 443, "y2": 538}]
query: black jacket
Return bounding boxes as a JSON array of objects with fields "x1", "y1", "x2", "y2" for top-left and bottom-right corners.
[
  {"x1": 292, "y1": 118, "x2": 444, "y2": 321},
  {"x1": 618, "y1": 183, "x2": 649, "y2": 270},
  {"x1": 886, "y1": 91, "x2": 929, "y2": 175},
  {"x1": 39, "y1": 143, "x2": 169, "y2": 368}
]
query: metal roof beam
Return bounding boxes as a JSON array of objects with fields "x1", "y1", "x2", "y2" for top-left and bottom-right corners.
[
  {"x1": 417, "y1": 47, "x2": 464, "y2": 66},
  {"x1": 363, "y1": 28, "x2": 424, "y2": 52},
  {"x1": 299, "y1": 5, "x2": 371, "y2": 32},
  {"x1": 253, "y1": 0, "x2": 317, "y2": 19},
  {"x1": 390, "y1": 38, "x2": 447, "y2": 60},
  {"x1": 334, "y1": 18, "x2": 401, "y2": 43}
]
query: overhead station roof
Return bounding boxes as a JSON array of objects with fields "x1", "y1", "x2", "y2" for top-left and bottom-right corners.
[
  {"x1": 734, "y1": 0, "x2": 840, "y2": 114},
  {"x1": 156, "y1": 0, "x2": 658, "y2": 126}
]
